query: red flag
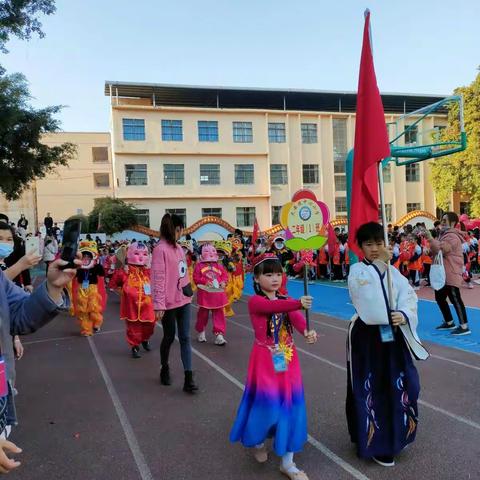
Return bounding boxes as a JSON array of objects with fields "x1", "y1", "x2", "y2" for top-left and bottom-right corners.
[
  {"x1": 349, "y1": 10, "x2": 391, "y2": 256},
  {"x1": 251, "y1": 217, "x2": 259, "y2": 246}
]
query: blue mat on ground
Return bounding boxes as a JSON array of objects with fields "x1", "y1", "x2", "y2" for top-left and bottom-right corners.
[{"x1": 243, "y1": 274, "x2": 480, "y2": 355}]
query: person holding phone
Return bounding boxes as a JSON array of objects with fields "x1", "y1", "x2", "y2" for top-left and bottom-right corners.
[{"x1": 0, "y1": 242, "x2": 81, "y2": 473}]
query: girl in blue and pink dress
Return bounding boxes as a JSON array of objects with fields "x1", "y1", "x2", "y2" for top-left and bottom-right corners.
[{"x1": 230, "y1": 253, "x2": 317, "y2": 480}]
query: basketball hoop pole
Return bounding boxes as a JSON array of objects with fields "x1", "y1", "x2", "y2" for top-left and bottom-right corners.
[{"x1": 378, "y1": 160, "x2": 394, "y2": 311}]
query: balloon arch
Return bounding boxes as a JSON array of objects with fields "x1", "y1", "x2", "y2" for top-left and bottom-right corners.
[{"x1": 129, "y1": 210, "x2": 440, "y2": 240}]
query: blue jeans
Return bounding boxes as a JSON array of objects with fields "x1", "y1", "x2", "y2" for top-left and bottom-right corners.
[{"x1": 160, "y1": 303, "x2": 192, "y2": 371}]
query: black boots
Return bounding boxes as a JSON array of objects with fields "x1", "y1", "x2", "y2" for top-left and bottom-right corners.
[
  {"x1": 141, "y1": 341, "x2": 151, "y2": 351},
  {"x1": 160, "y1": 365, "x2": 171, "y2": 385},
  {"x1": 183, "y1": 370, "x2": 198, "y2": 394},
  {"x1": 160, "y1": 367, "x2": 198, "y2": 393},
  {"x1": 131, "y1": 346, "x2": 141, "y2": 359}
]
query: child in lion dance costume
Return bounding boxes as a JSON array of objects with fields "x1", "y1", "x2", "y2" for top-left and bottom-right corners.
[
  {"x1": 110, "y1": 242, "x2": 155, "y2": 358},
  {"x1": 71, "y1": 240, "x2": 107, "y2": 336}
]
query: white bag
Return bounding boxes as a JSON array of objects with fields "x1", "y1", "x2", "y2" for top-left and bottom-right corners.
[{"x1": 430, "y1": 251, "x2": 446, "y2": 291}]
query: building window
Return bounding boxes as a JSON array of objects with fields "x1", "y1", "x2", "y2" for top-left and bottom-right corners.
[
  {"x1": 301, "y1": 123, "x2": 318, "y2": 144},
  {"x1": 165, "y1": 208, "x2": 187, "y2": 226},
  {"x1": 407, "y1": 203, "x2": 421, "y2": 213},
  {"x1": 405, "y1": 125, "x2": 418, "y2": 145},
  {"x1": 93, "y1": 173, "x2": 110, "y2": 188},
  {"x1": 202, "y1": 208, "x2": 222, "y2": 218},
  {"x1": 334, "y1": 175, "x2": 347, "y2": 191},
  {"x1": 382, "y1": 163, "x2": 392, "y2": 183},
  {"x1": 198, "y1": 121, "x2": 219, "y2": 142},
  {"x1": 200, "y1": 164, "x2": 220, "y2": 185},
  {"x1": 161, "y1": 120, "x2": 183, "y2": 141},
  {"x1": 233, "y1": 122, "x2": 253, "y2": 143},
  {"x1": 333, "y1": 118, "x2": 348, "y2": 173},
  {"x1": 268, "y1": 123, "x2": 286, "y2": 143},
  {"x1": 378, "y1": 203, "x2": 393, "y2": 222},
  {"x1": 134, "y1": 209, "x2": 150, "y2": 228},
  {"x1": 302, "y1": 164, "x2": 319, "y2": 184},
  {"x1": 270, "y1": 164, "x2": 288, "y2": 185},
  {"x1": 335, "y1": 196, "x2": 347, "y2": 215},
  {"x1": 125, "y1": 164, "x2": 147, "y2": 186},
  {"x1": 236, "y1": 207, "x2": 256, "y2": 227},
  {"x1": 92, "y1": 147, "x2": 109, "y2": 163},
  {"x1": 123, "y1": 119, "x2": 145, "y2": 141},
  {"x1": 405, "y1": 163, "x2": 420, "y2": 182},
  {"x1": 235, "y1": 164, "x2": 254, "y2": 184},
  {"x1": 460, "y1": 202, "x2": 471, "y2": 215},
  {"x1": 272, "y1": 206, "x2": 282, "y2": 225},
  {"x1": 164, "y1": 164, "x2": 185, "y2": 185},
  {"x1": 433, "y1": 125, "x2": 446, "y2": 141}
]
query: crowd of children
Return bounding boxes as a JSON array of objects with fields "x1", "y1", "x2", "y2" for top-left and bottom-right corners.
[{"x1": 7, "y1": 213, "x2": 476, "y2": 479}]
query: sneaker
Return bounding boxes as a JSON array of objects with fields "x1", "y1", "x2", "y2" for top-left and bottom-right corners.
[
  {"x1": 214, "y1": 334, "x2": 227, "y2": 346},
  {"x1": 131, "y1": 346, "x2": 141, "y2": 359},
  {"x1": 451, "y1": 326, "x2": 471, "y2": 336},
  {"x1": 197, "y1": 331, "x2": 206, "y2": 343},
  {"x1": 372, "y1": 456, "x2": 395, "y2": 467},
  {"x1": 141, "y1": 341, "x2": 151, "y2": 351},
  {"x1": 435, "y1": 322, "x2": 456, "y2": 330},
  {"x1": 467, "y1": 283, "x2": 474, "y2": 289},
  {"x1": 93, "y1": 327, "x2": 101, "y2": 333}
]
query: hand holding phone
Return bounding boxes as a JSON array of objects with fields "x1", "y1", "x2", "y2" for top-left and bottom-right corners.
[
  {"x1": 25, "y1": 237, "x2": 40, "y2": 257},
  {"x1": 59, "y1": 219, "x2": 82, "y2": 270}
]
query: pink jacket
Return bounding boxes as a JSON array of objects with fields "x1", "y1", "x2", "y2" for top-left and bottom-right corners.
[
  {"x1": 430, "y1": 228, "x2": 465, "y2": 288},
  {"x1": 151, "y1": 239, "x2": 191, "y2": 311}
]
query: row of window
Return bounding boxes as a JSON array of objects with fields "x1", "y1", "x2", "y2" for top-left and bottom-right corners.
[
  {"x1": 134, "y1": 201, "x2": 423, "y2": 230},
  {"x1": 135, "y1": 207, "x2": 257, "y2": 229},
  {"x1": 121, "y1": 162, "x2": 421, "y2": 187},
  {"x1": 122, "y1": 118, "x2": 346, "y2": 145}
]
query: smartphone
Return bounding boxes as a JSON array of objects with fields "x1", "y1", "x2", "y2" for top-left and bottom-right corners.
[
  {"x1": 59, "y1": 219, "x2": 82, "y2": 269},
  {"x1": 25, "y1": 236, "x2": 40, "y2": 257}
]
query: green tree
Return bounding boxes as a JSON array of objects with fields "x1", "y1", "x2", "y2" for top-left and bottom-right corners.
[
  {"x1": 0, "y1": 72, "x2": 76, "y2": 200},
  {"x1": 89, "y1": 198, "x2": 138, "y2": 236},
  {"x1": 0, "y1": 1, "x2": 76, "y2": 200},
  {"x1": 0, "y1": 0, "x2": 56, "y2": 54},
  {"x1": 431, "y1": 71, "x2": 480, "y2": 216}
]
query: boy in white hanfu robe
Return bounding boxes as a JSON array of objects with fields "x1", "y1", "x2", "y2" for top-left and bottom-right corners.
[{"x1": 346, "y1": 222, "x2": 429, "y2": 468}]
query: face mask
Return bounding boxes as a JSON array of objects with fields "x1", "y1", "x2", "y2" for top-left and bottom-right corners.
[{"x1": 0, "y1": 242, "x2": 14, "y2": 259}]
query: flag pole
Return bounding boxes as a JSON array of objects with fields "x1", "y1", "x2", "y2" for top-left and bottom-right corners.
[
  {"x1": 378, "y1": 161, "x2": 394, "y2": 310},
  {"x1": 303, "y1": 264, "x2": 310, "y2": 331}
]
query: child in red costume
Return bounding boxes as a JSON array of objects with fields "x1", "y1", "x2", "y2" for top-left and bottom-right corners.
[
  {"x1": 110, "y1": 242, "x2": 155, "y2": 358},
  {"x1": 194, "y1": 243, "x2": 229, "y2": 346}
]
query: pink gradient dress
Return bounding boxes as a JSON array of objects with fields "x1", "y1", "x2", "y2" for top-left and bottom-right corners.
[{"x1": 230, "y1": 295, "x2": 308, "y2": 455}]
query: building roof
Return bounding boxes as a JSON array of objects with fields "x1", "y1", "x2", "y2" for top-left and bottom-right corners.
[{"x1": 104, "y1": 81, "x2": 447, "y2": 114}]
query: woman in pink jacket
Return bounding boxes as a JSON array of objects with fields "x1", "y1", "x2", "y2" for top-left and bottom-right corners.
[
  {"x1": 151, "y1": 214, "x2": 198, "y2": 393},
  {"x1": 425, "y1": 211, "x2": 470, "y2": 336}
]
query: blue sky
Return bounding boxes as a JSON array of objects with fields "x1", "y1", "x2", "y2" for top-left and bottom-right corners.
[{"x1": 2, "y1": 0, "x2": 479, "y2": 131}]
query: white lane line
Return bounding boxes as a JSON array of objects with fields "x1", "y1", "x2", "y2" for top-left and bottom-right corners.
[
  {"x1": 156, "y1": 321, "x2": 370, "y2": 480},
  {"x1": 237, "y1": 298, "x2": 480, "y2": 364},
  {"x1": 189, "y1": 337, "x2": 370, "y2": 480},
  {"x1": 227, "y1": 318, "x2": 480, "y2": 432},
  {"x1": 88, "y1": 337, "x2": 154, "y2": 480},
  {"x1": 22, "y1": 329, "x2": 124, "y2": 346}
]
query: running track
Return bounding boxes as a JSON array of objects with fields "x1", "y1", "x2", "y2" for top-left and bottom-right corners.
[{"x1": 10, "y1": 283, "x2": 480, "y2": 479}]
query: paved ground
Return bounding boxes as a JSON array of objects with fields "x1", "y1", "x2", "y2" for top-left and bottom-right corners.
[{"x1": 9, "y1": 280, "x2": 480, "y2": 480}]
